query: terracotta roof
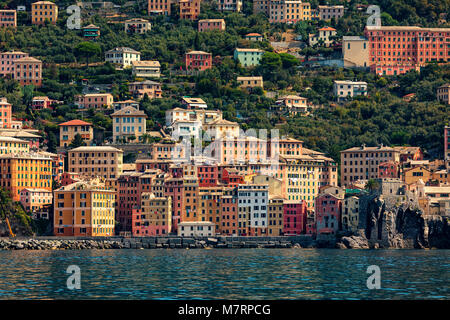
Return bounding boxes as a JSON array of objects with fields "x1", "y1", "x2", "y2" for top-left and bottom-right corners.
[
  {"x1": 111, "y1": 106, "x2": 147, "y2": 117},
  {"x1": 319, "y1": 27, "x2": 336, "y2": 31},
  {"x1": 246, "y1": 33, "x2": 262, "y2": 37},
  {"x1": 59, "y1": 119, "x2": 92, "y2": 126}
]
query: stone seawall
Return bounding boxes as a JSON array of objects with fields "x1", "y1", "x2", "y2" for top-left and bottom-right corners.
[{"x1": 0, "y1": 235, "x2": 317, "y2": 251}]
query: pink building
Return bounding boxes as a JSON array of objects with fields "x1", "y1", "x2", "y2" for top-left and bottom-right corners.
[
  {"x1": 60, "y1": 172, "x2": 81, "y2": 186},
  {"x1": 32, "y1": 96, "x2": 57, "y2": 110},
  {"x1": 378, "y1": 161, "x2": 400, "y2": 179},
  {"x1": 221, "y1": 167, "x2": 244, "y2": 187},
  {"x1": 132, "y1": 194, "x2": 172, "y2": 236},
  {"x1": 198, "y1": 19, "x2": 225, "y2": 32},
  {"x1": 13, "y1": 56, "x2": 43, "y2": 86},
  {"x1": 197, "y1": 165, "x2": 219, "y2": 187},
  {"x1": 283, "y1": 201, "x2": 307, "y2": 235},
  {"x1": 0, "y1": 9, "x2": 17, "y2": 28},
  {"x1": 20, "y1": 188, "x2": 53, "y2": 213},
  {"x1": 315, "y1": 193, "x2": 343, "y2": 235},
  {"x1": 0, "y1": 51, "x2": 29, "y2": 77},
  {"x1": 164, "y1": 177, "x2": 184, "y2": 233},
  {"x1": 185, "y1": 51, "x2": 212, "y2": 71},
  {"x1": 0, "y1": 98, "x2": 12, "y2": 129}
]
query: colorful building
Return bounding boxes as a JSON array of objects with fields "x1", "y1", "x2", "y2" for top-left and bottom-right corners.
[
  {"x1": 13, "y1": 56, "x2": 42, "y2": 86},
  {"x1": 198, "y1": 19, "x2": 225, "y2": 32},
  {"x1": 0, "y1": 152, "x2": 52, "y2": 201},
  {"x1": 218, "y1": 0, "x2": 243, "y2": 12},
  {"x1": 59, "y1": 119, "x2": 93, "y2": 147},
  {"x1": 0, "y1": 136, "x2": 29, "y2": 154},
  {"x1": 203, "y1": 118, "x2": 240, "y2": 140},
  {"x1": 105, "y1": 47, "x2": 141, "y2": 68},
  {"x1": 267, "y1": 197, "x2": 284, "y2": 236},
  {"x1": 185, "y1": 51, "x2": 212, "y2": 71},
  {"x1": 234, "y1": 48, "x2": 264, "y2": 67},
  {"x1": 0, "y1": 98, "x2": 12, "y2": 129},
  {"x1": 333, "y1": 80, "x2": 368, "y2": 102},
  {"x1": 393, "y1": 146, "x2": 423, "y2": 163},
  {"x1": 267, "y1": 0, "x2": 311, "y2": 24},
  {"x1": 237, "y1": 76, "x2": 263, "y2": 90},
  {"x1": 68, "y1": 146, "x2": 123, "y2": 180},
  {"x1": 342, "y1": 36, "x2": 369, "y2": 68},
  {"x1": 318, "y1": 5, "x2": 344, "y2": 21},
  {"x1": 132, "y1": 193, "x2": 172, "y2": 236},
  {"x1": 378, "y1": 161, "x2": 400, "y2": 179},
  {"x1": 245, "y1": 33, "x2": 263, "y2": 41},
  {"x1": 132, "y1": 60, "x2": 161, "y2": 78},
  {"x1": 125, "y1": 18, "x2": 151, "y2": 34},
  {"x1": 342, "y1": 195, "x2": 359, "y2": 232},
  {"x1": 0, "y1": 9, "x2": 17, "y2": 28},
  {"x1": 147, "y1": 0, "x2": 172, "y2": 15},
  {"x1": 364, "y1": 26, "x2": 450, "y2": 76},
  {"x1": 20, "y1": 188, "x2": 52, "y2": 213},
  {"x1": 128, "y1": 80, "x2": 162, "y2": 99},
  {"x1": 178, "y1": 221, "x2": 215, "y2": 237},
  {"x1": 31, "y1": 1, "x2": 58, "y2": 25},
  {"x1": 82, "y1": 24, "x2": 100, "y2": 39},
  {"x1": 0, "y1": 51, "x2": 28, "y2": 77},
  {"x1": 283, "y1": 200, "x2": 307, "y2": 235},
  {"x1": 274, "y1": 95, "x2": 308, "y2": 115},
  {"x1": 179, "y1": 0, "x2": 201, "y2": 20},
  {"x1": 53, "y1": 179, "x2": 115, "y2": 237},
  {"x1": 75, "y1": 93, "x2": 113, "y2": 110},
  {"x1": 309, "y1": 26, "x2": 337, "y2": 47},
  {"x1": 437, "y1": 84, "x2": 450, "y2": 104},
  {"x1": 111, "y1": 106, "x2": 147, "y2": 143},
  {"x1": 315, "y1": 192, "x2": 343, "y2": 235}
]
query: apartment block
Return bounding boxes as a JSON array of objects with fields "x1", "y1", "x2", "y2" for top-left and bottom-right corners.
[
  {"x1": 445, "y1": 126, "x2": 450, "y2": 168},
  {"x1": 68, "y1": 146, "x2": 123, "y2": 180},
  {"x1": 111, "y1": 106, "x2": 147, "y2": 143},
  {"x1": 309, "y1": 26, "x2": 337, "y2": 47},
  {"x1": 218, "y1": 0, "x2": 243, "y2": 12},
  {"x1": 364, "y1": 26, "x2": 450, "y2": 76},
  {"x1": 75, "y1": 93, "x2": 113, "y2": 109},
  {"x1": 20, "y1": 188, "x2": 52, "y2": 213},
  {"x1": 283, "y1": 200, "x2": 307, "y2": 235},
  {"x1": 0, "y1": 136, "x2": 29, "y2": 154},
  {"x1": 237, "y1": 184, "x2": 269, "y2": 231},
  {"x1": 333, "y1": 80, "x2": 368, "y2": 102},
  {"x1": 340, "y1": 145, "x2": 401, "y2": 187},
  {"x1": 113, "y1": 100, "x2": 139, "y2": 111},
  {"x1": 0, "y1": 98, "x2": 12, "y2": 129},
  {"x1": 180, "y1": 0, "x2": 200, "y2": 20},
  {"x1": 0, "y1": 51, "x2": 28, "y2": 77},
  {"x1": 203, "y1": 118, "x2": 240, "y2": 140},
  {"x1": 128, "y1": 80, "x2": 162, "y2": 99},
  {"x1": 0, "y1": 9, "x2": 17, "y2": 28},
  {"x1": 147, "y1": 0, "x2": 172, "y2": 15},
  {"x1": 198, "y1": 19, "x2": 225, "y2": 32},
  {"x1": 13, "y1": 57, "x2": 42, "y2": 86},
  {"x1": 342, "y1": 36, "x2": 369, "y2": 68},
  {"x1": 59, "y1": 119, "x2": 93, "y2": 147},
  {"x1": 185, "y1": 51, "x2": 212, "y2": 71},
  {"x1": 268, "y1": 197, "x2": 284, "y2": 236},
  {"x1": 125, "y1": 18, "x2": 151, "y2": 34},
  {"x1": 31, "y1": 1, "x2": 58, "y2": 25},
  {"x1": 268, "y1": 0, "x2": 311, "y2": 24},
  {"x1": 315, "y1": 192, "x2": 343, "y2": 235},
  {"x1": 237, "y1": 76, "x2": 263, "y2": 89},
  {"x1": 105, "y1": 47, "x2": 141, "y2": 68},
  {"x1": 166, "y1": 107, "x2": 222, "y2": 126},
  {"x1": 132, "y1": 193, "x2": 172, "y2": 236},
  {"x1": 0, "y1": 152, "x2": 52, "y2": 201},
  {"x1": 318, "y1": 5, "x2": 344, "y2": 20},
  {"x1": 234, "y1": 48, "x2": 264, "y2": 67},
  {"x1": 274, "y1": 95, "x2": 308, "y2": 115},
  {"x1": 53, "y1": 180, "x2": 115, "y2": 237},
  {"x1": 437, "y1": 84, "x2": 450, "y2": 104},
  {"x1": 132, "y1": 60, "x2": 161, "y2": 78}
]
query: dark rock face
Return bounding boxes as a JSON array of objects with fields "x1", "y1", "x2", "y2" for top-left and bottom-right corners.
[{"x1": 338, "y1": 196, "x2": 450, "y2": 249}]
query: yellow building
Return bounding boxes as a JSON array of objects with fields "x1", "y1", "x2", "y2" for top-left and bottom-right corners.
[
  {"x1": 203, "y1": 118, "x2": 240, "y2": 140},
  {"x1": 403, "y1": 166, "x2": 432, "y2": 187},
  {"x1": 53, "y1": 179, "x2": 115, "y2": 236},
  {"x1": 59, "y1": 119, "x2": 94, "y2": 147},
  {"x1": 68, "y1": 146, "x2": 123, "y2": 180},
  {"x1": 0, "y1": 136, "x2": 30, "y2": 154},
  {"x1": 237, "y1": 76, "x2": 263, "y2": 89},
  {"x1": 0, "y1": 152, "x2": 52, "y2": 201},
  {"x1": 342, "y1": 36, "x2": 369, "y2": 68},
  {"x1": 268, "y1": 196, "x2": 284, "y2": 236},
  {"x1": 31, "y1": 1, "x2": 58, "y2": 25},
  {"x1": 133, "y1": 193, "x2": 172, "y2": 236}
]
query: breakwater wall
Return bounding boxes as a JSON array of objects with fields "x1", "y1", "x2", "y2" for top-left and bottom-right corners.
[{"x1": 0, "y1": 235, "x2": 324, "y2": 250}]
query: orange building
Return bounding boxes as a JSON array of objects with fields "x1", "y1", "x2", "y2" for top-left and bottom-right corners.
[
  {"x1": 31, "y1": 1, "x2": 58, "y2": 25},
  {"x1": 180, "y1": 0, "x2": 200, "y2": 20},
  {"x1": 13, "y1": 57, "x2": 42, "y2": 86},
  {"x1": 59, "y1": 119, "x2": 94, "y2": 147},
  {"x1": 0, "y1": 9, "x2": 16, "y2": 28},
  {"x1": 148, "y1": 0, "x2": 171, "y2": 15},
  {"x1": 53, "y1": 179, "x2": 115, "y2": 237},
  {"x1": 0, "y1": 152, "x2": 52, "y2": 201},
  {"x1": 365, "y1": 26, "x2": 450, "y2": 76}
]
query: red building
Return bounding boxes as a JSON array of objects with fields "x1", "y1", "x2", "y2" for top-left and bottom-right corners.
[
  {"x1": 185, "y1": 51, "x2": 212, "y2": 71},
  {"x1": 315, "y1": 193, "x2": 343, "y2": 235},
  {"x1": 164, "y1": 177, "x2": 184, "y2": 232},
  {"x1": 221, "y1": 167, "x2": 244, "y2": 186},
  {"x1": 283, "y1": 201, "x2": 307, "y2": 235},
  {"x1": 378, "y1": 161, "x2": 400, "y2": 179},
  {"x1": 197, "y1": 165, "x2": 219, "y2": 187},
  {"x1": 365, "y1": 26, "x2": 450, "y2": 76},
  {"x1": 220, "y1": 190, "x2": 238, "y2": 235},
  {"x1": 32, "y1": 96, "x2": 59, "y2": 110}
]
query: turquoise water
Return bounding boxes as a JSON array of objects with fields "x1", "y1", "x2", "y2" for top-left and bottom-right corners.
[{"x1": 0, "y1": 249, "x2": 448, "y2": 299}]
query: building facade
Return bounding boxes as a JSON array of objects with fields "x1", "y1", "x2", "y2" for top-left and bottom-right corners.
[
  {"x1": 185, "y1": 51, "x2": 212, "y2": 71},
  {"x1": 111, "y1": 106, "x2": 147, "y2": 143},
  {"x1": 59, "y1": 119, "x2": 93, "y2": 147},
  {"x1": 31, "y1": 1, "x2": 58, "y2": 25},
  {"x1": 198, "y1": 19, "x2": 225, "y2": 32},
  {"x1": 234, "y1": 48, "x2": 264, "y2": 67},
  {"x1": 132, "y1": 60, "x2": 161, "y2": 78},
  {"x1": 13, "y1": 57, "x2": 42, "y2": 86},
  {"x1": 105, "y1": 47, "x2": 141, "y2": 68},
  {"x1": 75, "y1": 93, "x2": 114, "y2": 109},
  {"x1": 333, "y1": 80, "x2": 368, "y2": 101},
  {"x1": 0, "y1": 9, "x2": 16, "y2": 28}
]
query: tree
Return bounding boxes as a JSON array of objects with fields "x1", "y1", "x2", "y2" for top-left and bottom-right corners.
[
  {"x1": 74, "y1": 42, "x2": 102, "y2": 67},
  {"x1": 365, "y1": 179, "x2": 380, "y2": 192},
  {"x1": 69, "y1": 133, "x2": 86, "y2": 148}
]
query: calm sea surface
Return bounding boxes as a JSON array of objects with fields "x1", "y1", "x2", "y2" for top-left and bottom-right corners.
[{"x1": 0, "y1": 249, "x2": 448, "y2": 300}]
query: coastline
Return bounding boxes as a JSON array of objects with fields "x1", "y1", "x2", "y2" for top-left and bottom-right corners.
[{"x1": 0, "y1": 235, "x2": 446, "y2": 250}]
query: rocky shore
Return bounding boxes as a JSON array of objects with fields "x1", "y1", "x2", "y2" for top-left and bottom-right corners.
[{"x1": 0, "y1": 237, "x2": 309, "y2": 251}]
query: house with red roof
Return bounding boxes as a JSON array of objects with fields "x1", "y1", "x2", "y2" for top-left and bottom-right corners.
[
  {"x1": 245, "y1": 33, "x2": 263, "y2": 41},
  {"x1": 309, "y1": 26, "x2": 337, "y2": 47},
  {"x1": 59, "y1": 119, "x2": 93, "y2": 147}
]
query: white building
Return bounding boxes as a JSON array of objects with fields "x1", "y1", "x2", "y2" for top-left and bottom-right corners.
[
  {"x1": 237, "y1": 184, "x2": 269, "y2": 229},
  {"x1": 333, "y1": 80, "x2": 368, "y2": 102},
  {"x1": 181, "y1": 97, "x2": 208, "y2": 109},
  {"x1": 203, "y1": 118, "x2": 240, "y2": 140},
  {"x1": 132, "y1": 60, "x2": 161, "y2": 78},
  {"x1": 171, "y1": 120, "x2": 202, "y2": 140},
  {"x1": 105, "y1": 47, "x2": 141, "y2": 68},
  {"x1": 124, "y1": 18, "x2": 151, "y2": 34},
  {"x1": 165, "y1": 107, "x2": 222, "y2": 127},
  {"x1": 178, "y1": 221, "x2": 216, "y2": 237}
]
